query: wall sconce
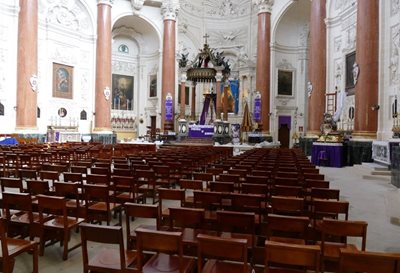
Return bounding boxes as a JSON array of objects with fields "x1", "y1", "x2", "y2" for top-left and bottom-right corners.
[{"x1": 371, "y1": 105, "x2": 380, "y2": 111}]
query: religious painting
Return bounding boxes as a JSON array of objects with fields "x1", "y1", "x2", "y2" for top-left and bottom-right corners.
[
  {"x1": 220, "y1": 80, "x2": 239, "y2": 114},
  {"x1": 277, "y1": 70, "x2": 293, "y2": 96},
  {"x1": 53, "y1": 63, "x2": 73, "y2": 99},
  {"x1": 149, "y1": 75, "x2": 157, "y2": 97},
  {"x1": 112, "y1": 74, "x2": 134, "y2": 110},
  {"x1": 345, "y1": 51, "x2": 356, "y2": 95}
]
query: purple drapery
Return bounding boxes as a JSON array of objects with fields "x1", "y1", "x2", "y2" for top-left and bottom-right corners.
[{"x1": 199, "y1": 95, "x2": 216, "y2": 125}]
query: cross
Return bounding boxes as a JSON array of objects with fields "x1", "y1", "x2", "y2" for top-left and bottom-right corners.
[{"x1": 203, "y1": 33, "x2": 210, "y2": 44}]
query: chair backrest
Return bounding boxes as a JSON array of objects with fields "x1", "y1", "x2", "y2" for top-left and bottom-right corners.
[
  {"x1": 318, "y1": 219, "x2": 368, "y2": 251},
  {"x1": 37, "y1": 194, "x2": 68, "y2": 227},
  {"x1": 193, "y1": 172, "x2": 213, "y2": 182},
  {"x1": 193, "y1": 190, "x2": 222, "y2": 210},
  {"x1": 273, "y1": 185, "x2": 303, "y2": 197},
  {"x1": 197, "y1": 234, "x2": 248, "y2": 273},
  {"x1": 216, "y1": 210, "x2": 255, "y2": 235},
  {"x1": 79, "y1": 223, "x2": 128, "y2": 272},
  {"x1": 305, "y1": 179, "x2": 330, "y2": 189},
  {"x1": 158, "y1": 188, "x2": 185, "y2": 211},
  {"x1": 113, "y1": 168, "x2": 132, "y2": 177},
  {"x1": 124, "y1": 202, "x2": 160, "y2": 241},
  {"x1": 26, "y1": 179, "x2": 51, "y2": 195},
  {"x1": 169, "y1": 207, "x2": 205, "y2": 229},
  {"x1": 86, "y1": 173, "x2": 109, "y2": 185},
  {"x1": 135, "y1": 228, "x2": 184, "y2": 273},
  {"x1": 265, "y1": 240, "x2": 320, "y2": 273},
  {"x1": 265, "y1": 214, "x2": 310, "y2": 242},
  {"x1": 274, "y1": 177, "x2": 300, "y2": 187},
  {"x1": 63, "y1": 172, "x2": 83, "y2": 183},
  {"x1": 270, "y1": 196, "x2": 305, "y2": 216},
  {"x1": 311, "y1": 188, "x2": 340, "y2": 200},
  {"x1": 339, "y1": 248, "x2": 400, "y2": 273},
  {"x1": 179, "y1": 179, "x2": 204, "y2": 191},
  {"x1": 0, "y1": 177, "x2": 24, "y2": 192},
  {"x1": 312, "y1": 199, "x2": 349, "y2": 221},
  {"x1": 209, "y1": 181, "x2": 235, "y2": 193}
]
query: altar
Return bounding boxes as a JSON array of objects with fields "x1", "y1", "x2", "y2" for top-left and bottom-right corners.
[
  {"x1": 188, "y1": 125, "x2": 214, "y2": 138},
  {"x1": 311, "y1": 142, "x2": 344, "y2": 168}
]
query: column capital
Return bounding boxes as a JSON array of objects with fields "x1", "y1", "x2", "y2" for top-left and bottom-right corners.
[
  {"x1": 253, "y1": 0, "x2": 274, "y2": 14},
  {"x1": 97, "y1": 0, "x2": 113, "y2": 6},
  {"x1": 215, "y1": 72, "x2": 223, "y2": 82},
  {"x1": 161, "y1": 0, "x2": 180, "y2": 21}
]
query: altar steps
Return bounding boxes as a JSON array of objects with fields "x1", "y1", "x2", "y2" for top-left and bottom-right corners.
[
  {"x1": 353, "y1": 162, "x2": 391, "y2": 182},
  {"x1": 169, "y1": 137, "x2": 215, "y2": 146}
]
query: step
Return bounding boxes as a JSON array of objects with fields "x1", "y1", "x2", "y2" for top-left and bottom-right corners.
[{"x1": 353, "y1": 163, "x2": 392, "y2": 182}]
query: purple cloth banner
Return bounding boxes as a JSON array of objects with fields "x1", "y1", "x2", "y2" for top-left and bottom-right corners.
[
  {"x1": 254, "y1": 97, "x2": 261, "y2": 122},
  {"x1": 188, "y1": 125, "x2": 214, "y2": 138},
  {"x1": 279, "y1": 116, "x2": 291, "y2": 129},
  {"x1": 165, "y1": 96, "x2": 173, "y2": 121}
]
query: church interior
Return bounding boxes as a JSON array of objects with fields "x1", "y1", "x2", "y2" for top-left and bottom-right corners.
[{"x1": 1, "y1": 0, "x2": 400, "y2": 272}]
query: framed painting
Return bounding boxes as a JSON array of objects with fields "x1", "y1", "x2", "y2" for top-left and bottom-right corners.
[
  {"x1": 112, "y1": 74, "x2": 134, "y2": 110},
  {"x1": 345, "y1": 51, "x2": 356, "y2": 95},
  {"x1": 277, "y1": 70, "x2": 293, "y2": 96},
  {"x1": 149, "y1": 75, "x2": 157, "y2": 97},
  {"x1": 53, "y1": 63, "x2": 73, "y2": 99}
]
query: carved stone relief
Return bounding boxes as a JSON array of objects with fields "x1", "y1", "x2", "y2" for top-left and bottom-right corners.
[
  {"x1": 180, "y1": 0, "x2": 250, "y2": 18},
  {"x1": 390, "y1": 24, "x2": 400, "y2": 85},
  {"x1": 277, "y1": 59, "x2": 294, "y2": 70},
  {"x1": 45, "y1": 0, "x2": 92, "y2": 35},
  {"x1": 392, "y1": 0, "x2": 400, "y2": 16},
  {"x1": 343, "y1": 25, "x2": 356, "y2": 51},
  {"x1": 112, "y1": 60, "x2": 136, "y2": 75},
  {"x1": 208, "y1": 27, "x2": 247, "y2": 47},
  {"x1": 334, "y1": 36, "x2": 342, "y2": 52},
  {"x1": 299, "y1": 24, "x2": 309, "y2": 47},
  {"x1": 335, "y1": 0, "x2": 356, "y2": 12},
  {"x1": 52, "y1": 45, "x2": 77, "y2": 65},
  {"x1": 334, "y1": 59, "x2": 343, "y2": 88}
]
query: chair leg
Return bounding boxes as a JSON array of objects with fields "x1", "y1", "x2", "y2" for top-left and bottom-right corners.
[
  {"x1": 32, "y1": 244, "x2": 39, "y2": 273},
  {"x1": 63, "y1": 232, "x2": 69, "y2": 260},
  {"x1": 2, "y1": 257, "x2": 15, "y2": 273}
]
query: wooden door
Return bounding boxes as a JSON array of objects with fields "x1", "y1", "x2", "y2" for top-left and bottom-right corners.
[{"x1": 278, "y1": 124, "x2": 290, "y2": 148}]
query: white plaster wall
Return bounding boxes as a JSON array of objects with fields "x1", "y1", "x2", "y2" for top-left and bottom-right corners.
[{"x1": 0, "y1": 1, "x2": 19, "y2": 133}]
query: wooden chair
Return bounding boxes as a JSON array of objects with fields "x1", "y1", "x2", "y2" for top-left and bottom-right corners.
[
  {"x1": 209, "y1": 181, "x2": 235, "y2": 193},
  {"x1": 264, "y1": 240, "x2": 320, "y2": 273},
  {"x1": 305, "y1": 179, "x2": 330, "y2": 189},
  {"x1": 1, "y1": 192, "x2": 39, "y2": 240},
  {"x1": 18, "y1": 168, "x2": 38, "y2": 180},
  {"x1": 113, "y1": 168, "x2": 132, "y2": 177},
  {"x1": 63, "y1": 172, "x2": 83, "y2": 184},
  {"x1": 39, "y1": 170, "x2": 60, "y2": 186},
  {"x1": 169, "y1": 207, "x2": 205, "y2": 230},
  {"x1": 136, "y1": 169, "x2": 159, "y2": 204},
  {"x1": 230, "y1": 193, "x2": 264, "y2": 224},
  {"x1": 197, "y1": 234, "x2": 249, "y2": 273},
  {"x1": 317, "y1": 218, "x2": 368, "y2": 272},
  {"x1": 158, "y1": 188, "x2": 185, "y2": 225},
  {"x1": 112, "y1": 175, "x2": 143, "y2": 205},
  {"x1": 0, "y1": 177, "x2": 24, "y2": 193},
  {"x1": 80, "y1": 223, "x2": 136, "y2": 273},
  {"x1": 193, "y1": 191, "x2": 222, "y2": 223},
  {"x1": 136, "y1": 227, "x2": 196, "y2": 273},
  {"x1": 339, "y1": 248, "x2": 400, "y2": 273},
  {"x1": 272, "y1": 185, "x2": 303, "y2": 197},
  {"x1": 36, "y1": 194, "x2": 84, "y2": 260},
  {"x1": 153, "y1": 164, "x2": 174, "y2": 188},
  {"x1": 179, "y1": 179, "x2": 204, "y2": 207},
  {"x1": 83, "y1": 184, "x2": 122, "y2": 225},
  {"x1": 312, "y1": 199, "x2": 349, "y2": 223},
  {"x1": 0, "y1": 218, "x2": 38, "y2": 273},
  {"x1": 270, "y1": 196, "x2": 305, "y2": 216},
  {"x1": 310, "y1": 188, "x2": 340, "y2": 200},
  {"x1": 125, "y1": 202, "x2": 160, "y2": 250},
  {"x1": 26, "y1": 179, "x2": 51, "y2": 196},
  {"x1": 264, "y1": 214, "x2": 310, "y2": 245},
  {"x1": 53, "y1": 181, "x2": 84, "y2": 218},
  {"x1": 86, "y1": 173, "x2": 109, "y2": 185}
]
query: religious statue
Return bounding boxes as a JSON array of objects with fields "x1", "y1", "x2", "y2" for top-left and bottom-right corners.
[
  {"x1": 179, "y1": 53, "x2": 189, "y2": 68},
  {"x1": 352, "y1": 62, "x2": 359, "y2": 85}
]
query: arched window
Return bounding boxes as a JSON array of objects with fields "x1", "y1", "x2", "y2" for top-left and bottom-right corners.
[
  {"x1": 118, "y1": 44, "x2": 129, "y2": 54},
  {"x1": 0, "y1": 102, "x2": 4, "y2": 116},
  {"x1": 80, "y1": 110, "x2": 87, "y2": 120},
  {"x1": 37, "y1": 107, "x2": 41, "y2": 118}
]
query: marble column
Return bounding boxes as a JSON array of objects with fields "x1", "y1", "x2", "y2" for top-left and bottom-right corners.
[
  {"x1": 179, "y1": 74, "x2": 186, "y2": 119},
  {"x1": 191, "y1": 82, "x2": 196, "y2": 121},
  {"x1": 353, "y1": 0, "x2": 379, "y2": 139},
  {"x1": 215, "y1": 72, "x2": 223, "y2": 120},
  {"x1": 94, "y1": 0, "x2": 112, "y2": 132},
  {"x1": 161, "y1": 1, "x2": 179, "y2": 131},
  {"x1": 223, "y1": 81, "x2": 229, "y2": 121},
  {"x1": 16, "y1": 0, "x2": 38, "y2": 130},
  {"x1": 307, "y1": 0, "x2": 326, "y2": 136},
  {"x1": 255, "y1": 0, "x2": 273, "y2": 134}
]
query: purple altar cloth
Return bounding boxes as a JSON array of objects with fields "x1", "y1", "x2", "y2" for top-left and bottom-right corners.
[{"x1": 311, "y1": 142, "x2": 344, "y2": 168}]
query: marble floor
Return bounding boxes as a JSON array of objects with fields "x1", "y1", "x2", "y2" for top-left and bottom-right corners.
[{"x1": 10, "y1": 164, "x2": 400, "y2": 272}]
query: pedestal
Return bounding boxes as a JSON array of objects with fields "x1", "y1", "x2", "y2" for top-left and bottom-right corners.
[
  {"x1": 346, "y1": 140, "x2": 373, "y2": 166},
  {"x1": 178, "y1": 120, "x2": 188, "y2": 139}
]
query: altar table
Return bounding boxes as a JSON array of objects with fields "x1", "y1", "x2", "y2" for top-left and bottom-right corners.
[{"x1": 311, "y1": 142, "x2": 344, "y2": 168}]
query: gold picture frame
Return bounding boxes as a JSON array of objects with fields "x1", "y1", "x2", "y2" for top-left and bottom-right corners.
[{"x1": 53, "y1": 63, "x2": 73, "y2": 99}]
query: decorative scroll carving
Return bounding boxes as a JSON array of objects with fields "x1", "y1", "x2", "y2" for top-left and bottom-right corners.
[
  {"x1": 112, "y1": 60, "x2": 136, "y2": 74},
  {"x1": 131, "y1": 0, "x2": 144, "y2": 10},
  {"x1": 390, "y1": 24, "x2": 400, "y2": 85},
  {"x1": 180, "y1": 0, "x2": 250, "y2": 18},
  {"x1": 334, "y1": 36, "x2": 342, "y2": 52},
  {"x1": 299, "y1": 24, "x2": 309, "y2": 47},
  {"x1": 277, "y1": 59, "x2": 294, "y2": 70},
  {"x1": 45, "y1": 0, "x2": 92, "y2": 34},
  {"x1": 52, "y1": 46, "x2": 77, "y2": 65},
  {"x1": 208, "y1": 28, "x2": 246, "y2": 47}
]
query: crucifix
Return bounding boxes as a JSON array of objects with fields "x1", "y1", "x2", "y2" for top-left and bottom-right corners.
[{"x1": 203, "y1": 33, "x2": 209, "y2": 44}]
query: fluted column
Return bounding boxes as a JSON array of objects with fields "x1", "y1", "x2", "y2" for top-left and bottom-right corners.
[
  {"x1": 94, "y1": 0, "x2": 112, "y2": 131},
  {"x1": 307, "y1": 0, "x2": 326, "y2": 136},
  {"x1": 161, "y1": 1, "x2": 179, "y2": 131},
  {"x1": 16, "y1": 0, "x2": 38, "y2": 130},
  {"x1": 254, "y1": 0, "x2": 273, "y2": 134},
  {"x1": 353, "y1": 0, "x2": 379, "y2": 139},
  {"x1": 179, "y1": 73, "x2": 186, "y2": 119},
  {"x1": 215, "y1": 72, "x2": 223, "y2": 120},
  {"x1": 191, "y1": 82, "x2": 196, "y2": 121}
]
